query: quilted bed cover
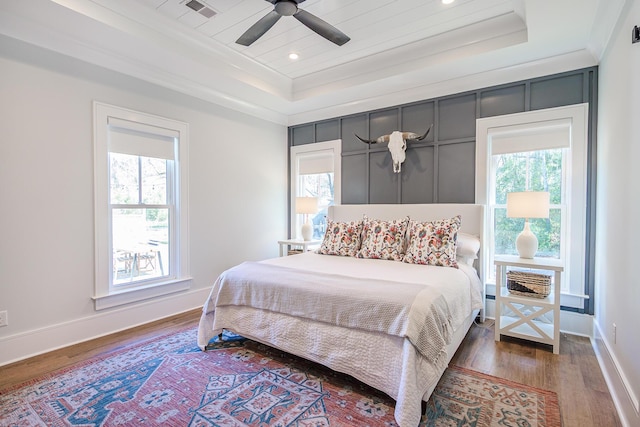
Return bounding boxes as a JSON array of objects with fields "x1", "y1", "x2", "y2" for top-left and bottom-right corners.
[{"x1": 197, "y1": 252, "x2": 483, "y2": 427}]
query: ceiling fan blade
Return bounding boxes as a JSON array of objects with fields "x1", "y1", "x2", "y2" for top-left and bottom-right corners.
[
  {"x1": 293, "y1": 9, "x2": 350, "y2": 46},
  {"x1": 236, "y1": 10, "x2": 282, "y2": 46}
]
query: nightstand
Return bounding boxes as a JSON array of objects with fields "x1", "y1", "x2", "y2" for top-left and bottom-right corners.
[
  {"x1": 494, "y1": 255, "x2": 564, "y2": 354},
  {"x1": 277, "y1": 239, "x2": 321, "y2": 257}
]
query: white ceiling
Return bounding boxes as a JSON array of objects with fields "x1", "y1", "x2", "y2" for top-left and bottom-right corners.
[
  {"x1": 138, "y1": 0, "x2": 526, "y2": 80},
  {"x1": 0, "y1": 0, "x2": 624, "y2": 125}
]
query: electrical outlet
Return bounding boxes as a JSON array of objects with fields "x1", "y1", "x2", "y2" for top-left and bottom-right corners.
[
  {"x1": 0, "y1": 310, "x2": 7, "y2": 327},
  {"x1": 613, "y1": 323, "x2": 617, "y2": 344}
]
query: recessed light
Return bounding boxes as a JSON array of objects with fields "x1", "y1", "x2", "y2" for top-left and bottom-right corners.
[
  {"x1": 442, "y1": 0, "x2": 455, "y2": 4},
  {"x1": 288, "y1": 52, "x2": 299, "y2": 60}
]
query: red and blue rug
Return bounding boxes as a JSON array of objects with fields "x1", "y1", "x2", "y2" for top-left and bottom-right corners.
[{"x1": 0, "y1": 327, "x2": 560, "y2": 426}]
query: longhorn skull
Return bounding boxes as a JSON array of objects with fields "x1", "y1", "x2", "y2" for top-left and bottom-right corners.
[{"x1": 355, "y1": 124, "x2": 433, "y2": 173}]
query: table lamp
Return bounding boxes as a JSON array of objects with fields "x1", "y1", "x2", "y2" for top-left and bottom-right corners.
[
  {"x1": 506, "y1": 191, "x2": 550, "y2": 259},
  {"x1": 296, "y1": 197, "x2": 318, "y2": 241}
]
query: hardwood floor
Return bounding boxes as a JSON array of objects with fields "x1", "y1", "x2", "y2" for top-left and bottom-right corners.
[
  {"x1": 0, "y1": 309, "x2": 200, "y2": 390},
  {"x1": 0, "y1": 311, "x2": 622, "y2": 427}
]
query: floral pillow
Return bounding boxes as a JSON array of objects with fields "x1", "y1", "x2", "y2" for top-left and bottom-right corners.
[
  {"x1": 357, "y1": 216, "x2": 409, "y2": 261},
  {"x1": 403, "y1": 215, "x2": 461, "y2": 268},
  {"x1": 316, "y1": 219, "x2": 363, "y2": 257}
]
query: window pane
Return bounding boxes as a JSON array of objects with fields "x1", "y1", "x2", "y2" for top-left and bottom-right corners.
[
  {"x1": 110, "y1": 153, "x2": 139, "y2": 204},
  {"x1": 141, "y1": 157, "x2": 167, "y2": 204},
  {"x1": 299, "y1": 172, "x2": 334, "y2": 239},
  {"x1": 493, "y1": 148, "x2": 563, "y2": 267},
  {"x1": 494, "y1": 149, "x2": 563, "y2": 203},
  {"x1": 112, "y1": 208, "x2": 169, "y2": 285}
]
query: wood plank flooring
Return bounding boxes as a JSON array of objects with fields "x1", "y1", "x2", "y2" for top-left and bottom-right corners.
[
  {"x1": 0, "y1": 310, "x2": 200, "y2": 390},
  {"x1": 0, "y1": 311, "x2": 622, "y2": 427}
]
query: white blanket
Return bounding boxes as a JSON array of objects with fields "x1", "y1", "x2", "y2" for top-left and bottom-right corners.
[
  {"x1": 197, "y1": 252, "x2": 483, "y2": 427},
  {"x1": 212, "y1": 261, "x2": 453, "y2": 366}
]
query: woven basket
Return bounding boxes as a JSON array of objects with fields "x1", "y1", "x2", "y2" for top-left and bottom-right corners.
[{"x1": 506, "y1": 271, "x2": 551, "y2": 298}]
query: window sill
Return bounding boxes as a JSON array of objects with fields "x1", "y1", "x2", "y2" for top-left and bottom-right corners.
[{"x1": 93, "y1": 277, "x2": 192, "y2": 311}]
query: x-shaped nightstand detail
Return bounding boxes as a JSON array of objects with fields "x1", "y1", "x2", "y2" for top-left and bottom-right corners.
[{"x1": 494, "y1": 255, "x2": 564, "y2": 354}]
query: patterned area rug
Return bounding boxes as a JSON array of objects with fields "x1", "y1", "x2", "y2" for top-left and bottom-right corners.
[{"x1": 0, "y1": 327, "x2": 560, "y2": 426}]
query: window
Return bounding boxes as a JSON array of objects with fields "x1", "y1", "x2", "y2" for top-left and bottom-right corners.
[
  {"x1": 476, "y1": 104, "x2": 589, "y2": 309},
  {"x1": 94, "y1": 102, "x2": 190, "y2": 310},
  {"x1": 290, "y1": 140, "x2": 341, "y2": 239},
  {"x1": 110, "y1": 153, "x2": 170, "y2": 285},
  {"x1": 493, "y1": 149, "x2": 563, "y2": 260}
]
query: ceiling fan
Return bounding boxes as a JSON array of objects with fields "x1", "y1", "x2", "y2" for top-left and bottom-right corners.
[{"x1": 236, "y1": 0, "x2": 350, "y2": 47}]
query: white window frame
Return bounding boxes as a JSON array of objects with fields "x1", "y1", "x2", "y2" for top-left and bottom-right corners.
[
  {"x1": 290, "y1": 140, "x2": 342, "y2": 239},
  {"x1": 476, "y1": 104, "x2": 589, "y2": 309},
  {"x1": 93, "y1": 102, "x2": 191, "y2": 310}
]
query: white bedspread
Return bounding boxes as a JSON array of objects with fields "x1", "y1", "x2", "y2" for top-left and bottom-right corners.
[
  {"x1": 212, "y1": 261, "x2": 453, "y2": 366},
  {"x1": 197, "y1": 252, "x2": 483, "y2": 427}
]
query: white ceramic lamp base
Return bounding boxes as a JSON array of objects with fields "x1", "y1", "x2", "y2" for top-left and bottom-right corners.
[
  {"x1": 301, "y1": 220, "x2": 313, "y2": 241},
  {"x1": 516, "y1": 220, "x2": 538, "y2": 259}
]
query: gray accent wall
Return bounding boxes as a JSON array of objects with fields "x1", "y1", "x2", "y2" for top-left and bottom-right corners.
[
  {"x1": 290, "y1": 67, "x2": 597, "y2": 205},
  {"x1": 288, "y1": 66, "x2": 598, "y2": 314}
]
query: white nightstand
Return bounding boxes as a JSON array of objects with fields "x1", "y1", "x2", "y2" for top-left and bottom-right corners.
[
  {"x1": 494, "y1": 255, "x2": 564, "y2": 354},
  {"x1": 277, "y1": 239, "x2": 321, "y2": 257}
]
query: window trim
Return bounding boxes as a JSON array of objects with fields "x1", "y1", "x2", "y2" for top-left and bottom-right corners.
[
  {"x1": 290, "y1": 140, "x2": 342, "y2": 239},
  {"x1": 93, "y1": 102, "x2": 191, "y2": 310},
  {"x1": 476, "y1": 104, "x2": 589, "y2": 308}
]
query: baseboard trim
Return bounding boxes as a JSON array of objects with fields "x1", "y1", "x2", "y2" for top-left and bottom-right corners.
[
  {"x1": 0, "y1": 287, "x2": 210, "y2": 367},
  {"x1": 592, "y1": 321, "x2": 640, "y2": 427}
]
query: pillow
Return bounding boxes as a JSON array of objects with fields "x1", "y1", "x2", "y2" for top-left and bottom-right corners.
[
  {"x1": 457, "y1": 232, "x2": 481, "y2": 259},
  {"x1": 403, "y1": 215, "x2": 461, "y2": 268},
  {"x1": 316, "y1": 219, "x2": 363, "y2": 257},
  {"x1": 357, "y1": 216, "x2": 409, "y2": 261},
  {"x1": 456, "y1": 255, "x2": 476, "y2": 266}
]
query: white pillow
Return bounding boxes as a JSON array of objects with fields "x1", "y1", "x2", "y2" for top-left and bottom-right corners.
[
  {"x1": 456, "y1": 255, "x2": 476, "y2": 266},
  {"x1": 457, "y1": 232, "x2": 480, "y2": 259}
]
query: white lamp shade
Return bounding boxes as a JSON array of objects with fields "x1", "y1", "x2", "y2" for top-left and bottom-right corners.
[
  {"x1": 295, "y1": 197, "x2": 318, "y2": 214},
  {"x1": 506, "y1": 191, "x2": 550, "y2": 219}
]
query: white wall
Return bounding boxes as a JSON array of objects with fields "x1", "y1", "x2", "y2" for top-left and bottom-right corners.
[
  {"x1": 0, "y1": 35, "x2": 288, "y2": 365},
  {"x1": 595, "y1": 0, "x2": 640, "y2": 425}
]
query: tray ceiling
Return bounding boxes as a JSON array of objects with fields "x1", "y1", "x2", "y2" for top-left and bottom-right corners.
[{"x1": 0, "y1": 0, "x2": 621, "y2": 124}]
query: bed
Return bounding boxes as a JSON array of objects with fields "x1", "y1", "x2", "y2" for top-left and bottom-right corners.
[{"x1": 197, "y1": 203, "x2": 485, "y2": 427}]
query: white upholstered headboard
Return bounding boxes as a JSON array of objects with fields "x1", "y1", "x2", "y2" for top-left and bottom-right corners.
[{"x1": 327, "y1": 203, "x2": 485, "y2": 281}]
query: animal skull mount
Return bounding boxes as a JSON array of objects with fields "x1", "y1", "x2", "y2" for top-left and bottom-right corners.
[{"x1": 355, "y1": 124, "x2": 433, "y2": 173}]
